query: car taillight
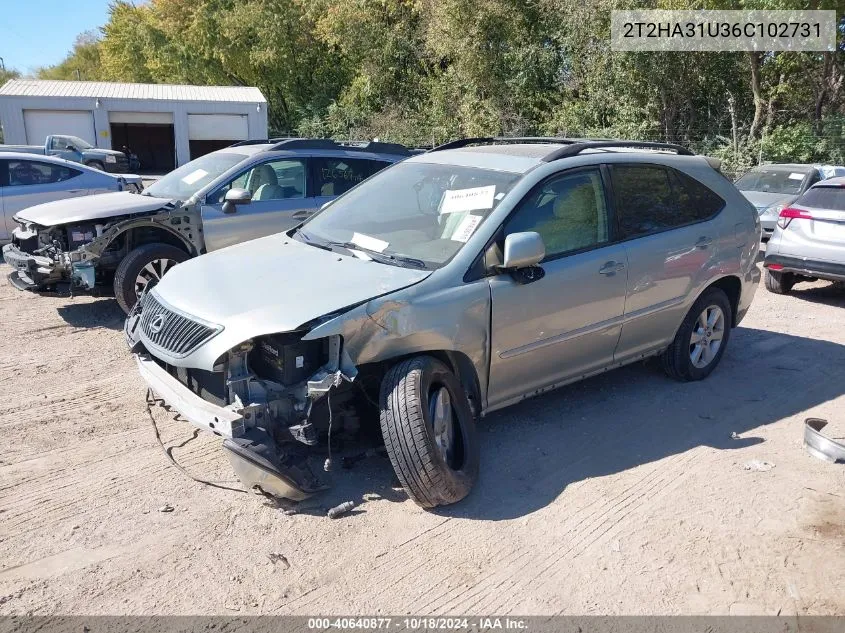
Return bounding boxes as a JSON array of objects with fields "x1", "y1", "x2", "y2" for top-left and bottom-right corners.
[{"x1": 777, "y1": 207, "x2": 812, "y2": 230}]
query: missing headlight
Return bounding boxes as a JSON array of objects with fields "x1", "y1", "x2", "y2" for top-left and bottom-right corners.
[{"x1": 249, "y1": 333, "x2": 329, "y2": 386}]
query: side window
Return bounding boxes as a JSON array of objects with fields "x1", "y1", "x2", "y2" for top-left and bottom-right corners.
[
  {"x1": 669, "y1": 169, "x2": 725, "y2": 224},
  {"x1": 216, "y1": 159, "x2": 306, "y2": 202},
  {"x1": 611, "y1": 165, "x2": 679, "y2": 239},
  {"x1": 8, "y1": 160, "x2": 80, "y2": 186},
  {"x1": 314, "y1": 158, "x2": 372, "y2": 197},
  {"x1": 51, "y1": 137, "x2": 70, "y2": 150},
  {"x1": 504, "y1": 168, "x2": 610, "y2": 258}
]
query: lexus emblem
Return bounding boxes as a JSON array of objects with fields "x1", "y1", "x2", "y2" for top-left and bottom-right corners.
[{"x1": 148, "y1": 314, "x2": 167, "y2": 334}]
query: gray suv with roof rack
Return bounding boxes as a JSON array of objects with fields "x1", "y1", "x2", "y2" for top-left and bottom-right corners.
[
  {"x1": 126, "y1": 137, "x2": 761, "y2": 509},
  {"x1": 3, "y1": 138, "x2": 410, "y2": 312}
]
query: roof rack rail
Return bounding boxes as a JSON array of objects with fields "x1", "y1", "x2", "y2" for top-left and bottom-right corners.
[
  {"x1": 267, "y1": 138, "x2": 411, "y2": 156},
  {"x1": 430, "y1": 137, "x2": 584, "y2": 152},
  {"x1": 228, "y1": 138, "x2": 411, "y2": 156},
  {"x1": 542, "y1": 140, "x2": 694, "y2": 161},
  {"x1": 228, "y1": 139, "x2": 271, "y2": 147},
  {"x1": 429, "y1": 137, "x2": 694, "y2": 159}
]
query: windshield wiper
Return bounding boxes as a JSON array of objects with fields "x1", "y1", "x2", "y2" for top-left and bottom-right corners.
[
  {"x1": 330, "y1": 241, "x2": 428, "y2": 270},
  {"x1": 294, "y1": 229, "x2": 427, "y2": 269}
]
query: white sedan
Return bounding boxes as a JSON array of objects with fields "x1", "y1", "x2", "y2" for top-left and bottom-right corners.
[{"x1": 0, "y1": 152, "x2": 142, "y2": 243}]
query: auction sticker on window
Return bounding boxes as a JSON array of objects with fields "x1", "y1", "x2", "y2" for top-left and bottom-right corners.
[
  {"x1": 181, "y1": 169, "x2": 208, "y2": 185},
  {"x1": 441, "y1": 186, "x2": 496, "y2": 214},
  {"x1": 788, "y1": 172, "x2": 806, "y2": 180},
  {"x1": 351, "y1": 232, "x2": 389, "y2": 253},
  {"x1": 452, "y1": 214, "x2": 483, "y2": 242}
]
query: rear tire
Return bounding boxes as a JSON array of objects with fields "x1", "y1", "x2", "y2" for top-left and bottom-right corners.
[
  {"x1": 113, "y1": 243, "x2": 188, "y2": 313},
  {"x1": 85, "y1": 160, "x2": 105, "y2": 171},
  {"x1": 379, "y1": 356, "x2": 479, "y2": 509},
  {"x1": 765, "y1": 269, "x2": 794, "y2": 294},
  {"x1": 662, "y1": 288, "x2": 732, "y2": 382}
]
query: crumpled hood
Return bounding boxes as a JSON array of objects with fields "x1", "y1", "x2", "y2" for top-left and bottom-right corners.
[
  {"x1": 739, "y1": 190, "x2": 797, "y2": 211},
  {"x1": 15, "y1": 191, "x2": 173, "y2": 226},
  {"x1": 152, "y1": 234, "x2": 431, "y2": 359}
]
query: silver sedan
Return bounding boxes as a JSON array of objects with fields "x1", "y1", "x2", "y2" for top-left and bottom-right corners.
[{"x1": 0, "y1": 152, "x2": 142, "y2": 243}]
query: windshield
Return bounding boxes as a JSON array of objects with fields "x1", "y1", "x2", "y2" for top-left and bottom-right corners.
[
  {"x1": 144, "y1": 152, "x2": 247, "y2": 200},
  {"x1": 735, "y1": 168, "x2": 808, "y2": 195},
  {"x1": 65, "y1": 136, "x2": 93, "y2": 150},
  {"x1": 299, "y1": 161, "x2": 522, "y2": 268}
]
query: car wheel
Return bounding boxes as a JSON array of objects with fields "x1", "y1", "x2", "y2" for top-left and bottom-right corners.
[
  {"x1": 85, "y1": 161, "x2": 105, "y2": 171},
  {"x1": 379, "y1": 356, "x2": 479, "y2": 508},
  {"x1": 113, "y1": 243, "x2": 188, "y2": 313},
  {"x1": 764, "y1": 269, "x2": 795, "y2": 294},
  {"x1": 662, "y1": 288, "x2": 732, "y2": 382}
]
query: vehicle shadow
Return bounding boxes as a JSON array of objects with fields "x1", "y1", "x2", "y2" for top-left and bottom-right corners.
[
  {"x1": 56, "y1": 297, "x2": 125, "y2": 331},
  {"x1": 788, "y1": 282, "x2": 845, "y2": 308},
  {"x1": 425, "y1": 325, "x2": 845, "y2": 521}
]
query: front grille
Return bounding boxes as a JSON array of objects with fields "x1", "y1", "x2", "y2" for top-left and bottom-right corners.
[{"x1": 140, "y1": 292, "x2": 221, "y2": 358}]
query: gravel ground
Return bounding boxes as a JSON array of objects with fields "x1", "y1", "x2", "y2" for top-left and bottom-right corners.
[{"x1": 0, "y1": 261, "x2": 843, "y2": 615}]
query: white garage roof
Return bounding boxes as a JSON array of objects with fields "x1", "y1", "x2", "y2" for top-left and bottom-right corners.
[{"x1": 0, "y1": 80, "x2": 266, "y2": 103}]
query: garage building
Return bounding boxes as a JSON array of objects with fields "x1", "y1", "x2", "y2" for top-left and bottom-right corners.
[{"x1": 0, "y1": 80, "x2": 268, "y2": 172}]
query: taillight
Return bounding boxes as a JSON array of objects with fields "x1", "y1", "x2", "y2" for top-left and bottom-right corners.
[{"x1": 777, "y1": 207, "x2": 812, "y2": 230}]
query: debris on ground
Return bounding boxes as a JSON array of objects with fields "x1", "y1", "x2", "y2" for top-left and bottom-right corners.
[
  {"x1": 327, "y1": 501, "x2": 356, "y2": 519},
  {"x1": 804, "y1": 418, "x2": 845, "y2": 463},
  {"x1": 268, "y1": 552, "x2": 290, "y2": 569},
  {"x1": 158, "y1": 504, "x2": 174, "y2": 513},
  {"x1": 743, "y1": 460, "x2": 775, "y2": 472}
]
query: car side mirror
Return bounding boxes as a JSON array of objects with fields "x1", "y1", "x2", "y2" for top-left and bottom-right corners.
[
  {"x1": 502, "y1": 232, "x2": 545, "y2": 269},
  {"x1": 222, "y1": 188, "x2": 251, "y2": 214}
]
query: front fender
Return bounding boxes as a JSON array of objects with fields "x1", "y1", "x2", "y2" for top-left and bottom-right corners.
[
  {"x1": 304, "y1": 282, "x2": 492, "y2": 409},
  {"x1": 76, "y1": 207, "x2": 204, "y2": 262}
]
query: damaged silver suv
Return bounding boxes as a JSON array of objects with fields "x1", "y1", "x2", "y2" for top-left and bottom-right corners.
[
  {"x1": 125, "y1": 138, "x2": 761, "y2": 508},
  {"x1": 4, "y1": 139, "x2": 409, "y2": 312}
]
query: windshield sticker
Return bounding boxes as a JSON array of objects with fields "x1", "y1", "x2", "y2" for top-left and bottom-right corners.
[
  {"x1": 181, "y1": 169, "x2": 208, "y2": 185},
  {"x1": 452, "y1": 214, "x2": 483, "y2": 242},
  {"x1": 788, "y1": 172, "x2": 805, "y2": 180},
  {"x1": 440, "y1": 185, "x2": 496, "y2": 214},
  {"x1": 351, "y1": 232, "x2": 389, "y2": 253}
]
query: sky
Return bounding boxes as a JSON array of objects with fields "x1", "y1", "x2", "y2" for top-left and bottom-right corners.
[{"x1": 1, "y1": 0, "x2": 113, "y2": 75}]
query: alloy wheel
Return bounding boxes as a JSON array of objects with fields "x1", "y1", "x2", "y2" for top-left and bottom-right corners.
[{"x1": 689, "y1": 305, "x2": 725, "y2": 369}]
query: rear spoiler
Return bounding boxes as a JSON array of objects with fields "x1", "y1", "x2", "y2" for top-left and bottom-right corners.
[{"x1": 703, "y1": 156, "x2": 722, "y2": 172}]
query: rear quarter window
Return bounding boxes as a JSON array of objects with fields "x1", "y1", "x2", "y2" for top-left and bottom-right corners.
[{"x1": 611, "y1": 164, "x2": 724, "y2": 240}]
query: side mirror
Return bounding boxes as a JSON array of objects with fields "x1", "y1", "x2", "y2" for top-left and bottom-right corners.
[
  {"x1": 502, "y1": 232, "x2": 545, "y2": 270},
  {"x1": 222, "y1": 188, "x2": 251, "y2": 214}
]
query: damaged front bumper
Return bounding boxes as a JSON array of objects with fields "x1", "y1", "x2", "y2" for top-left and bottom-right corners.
[
  {"x1": 2, "y1": 243, "x2": 66, "y2": 289},
  {"x1": 138, "y1": 352, "x2": 324, "y2": 501},
  {"x1": 3, "y1": 243, "x2": 98, "y2": 291}
]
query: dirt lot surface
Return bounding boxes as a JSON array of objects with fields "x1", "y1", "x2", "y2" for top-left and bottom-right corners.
[{"x1": 1, "y1": 261, "x2": 844, "y2": 616}]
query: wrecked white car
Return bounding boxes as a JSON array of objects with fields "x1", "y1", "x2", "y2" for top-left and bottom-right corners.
[
  {"x1": 4, "y1": 139, "x2": 409, "y2": 312},
  {"x1": 126, "y1": 138, "x2": 760, "y2": 508}
]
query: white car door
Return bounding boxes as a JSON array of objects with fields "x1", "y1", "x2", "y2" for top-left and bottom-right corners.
[{"x1": 4, "y1": 158, "x2": 89, "y2": 218}]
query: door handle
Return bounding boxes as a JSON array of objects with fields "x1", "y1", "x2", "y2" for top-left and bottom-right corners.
[
  {"x1": 695, "y1": 236, "x2": 713, "y2": 249},
  {"x1": 292, "y1": 210, "x2": 314, "y2": 220},
  {"x1": 598, "y1": 261, "x2": 626, "y2": 275}
]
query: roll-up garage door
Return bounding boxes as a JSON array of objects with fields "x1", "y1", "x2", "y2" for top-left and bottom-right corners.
[
  {"x1": 187, "y1": 114, "x2": 248, "y2": 141},
  {"x1": 24, "y1": 110, "x2": 96, "y2": 146},
  {"x1": 187, "y1": 114, "x2": 248, "y2": 159}
]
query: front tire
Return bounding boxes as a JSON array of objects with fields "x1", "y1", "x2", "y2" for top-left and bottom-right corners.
[
  {"x1": 85, "y1": 160, "x2": 105, "y2": 172},
  {"x1": 379, "y1": 356, "x2": 479, "y2": 508},
  {"x1": 113, "y1": 243, "x2": 188, "y2": 313},
  {"x1": 765, "y1": 269, "x2": 794, "y2": 294},
  {"x1": 662, "y1": 288, "x2": 732, "y2": 382}
]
